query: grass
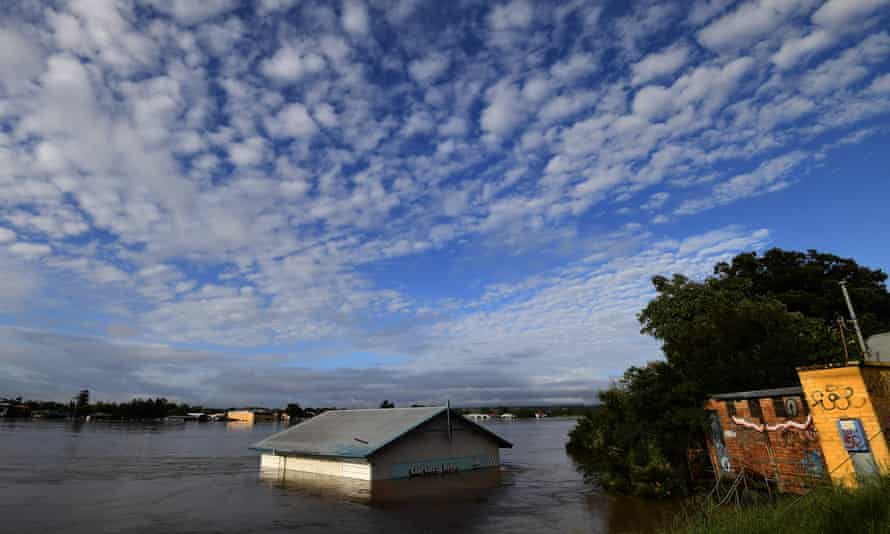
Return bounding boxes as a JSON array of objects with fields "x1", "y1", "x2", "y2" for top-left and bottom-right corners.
[{"x1": 668, "y1": 477, "x2": 890, "y2": 534}]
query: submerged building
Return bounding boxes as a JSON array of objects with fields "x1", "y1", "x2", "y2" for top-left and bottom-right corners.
[
  {"x1": 252, "y1": 406, "x2": 512, "y2": 481},
  {"x1": 227, "y1": 409, "x2": 276, "y2": 424}
]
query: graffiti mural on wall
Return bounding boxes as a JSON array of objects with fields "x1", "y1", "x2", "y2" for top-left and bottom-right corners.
[
  {"x1": 801, "y1": 450, "x2": 826, "y2": 480},
  {"x1": 779, "y1": 425, "x2": 819, "y2": 448},
  {"x1": 810, "y1": 385, "x2": 867, "y2": 412},
  {"x1": 730, "y1": 414, "x2": 814, "y2": 433},
  {"x1": 708, "y1": 410, "x2": 732, "y2": 473}
]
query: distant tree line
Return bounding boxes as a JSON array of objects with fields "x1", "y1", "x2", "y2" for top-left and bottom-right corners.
[
  {"x1": 1, "y1": 396, "x2": 340, "y2": 421},
  {"x1": 566, "y1": 249, "x2": 890, "y2": 497}
]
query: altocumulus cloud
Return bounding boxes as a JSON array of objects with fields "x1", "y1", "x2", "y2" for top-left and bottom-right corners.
[{"x1": 0, "y1": 0, "x2": 888, "y2": 406}]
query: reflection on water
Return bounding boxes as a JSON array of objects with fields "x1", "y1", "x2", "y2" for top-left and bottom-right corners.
[
  {"x1": 259, "y1": 466, "x2": 504, "y2": 505},
  {"x1": 0, "y1": 418, "x2": 678, "y2": 533}
]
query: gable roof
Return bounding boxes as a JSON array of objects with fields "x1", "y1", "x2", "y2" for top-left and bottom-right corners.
[{"x1": 251, "y1": 406, "x2": 512, "y2": 459}]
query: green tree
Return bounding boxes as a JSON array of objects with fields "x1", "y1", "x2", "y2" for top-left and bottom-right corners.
[
  {"x1": 379, "y1": 400, "x2": 394, "y2": 408},
  {"x1": 286, "y1": 403, "x2": 304, "y2": 420},
  {"x1": 568, "y1": 248, "x2": 890, "y2": 496},
  {"x1": 639, "y1": 274, "x2": 837, "y2": 392},
  {"x1": 713, "y1": 249, "x2": 890, "y2": 340},
  {"x1": 75, "y1": 389, "x2": 90, "y2": 417}
]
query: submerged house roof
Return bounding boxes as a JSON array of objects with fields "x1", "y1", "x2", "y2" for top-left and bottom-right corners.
[{"x1": 251, "y1": 406, "x2": 512, "y2": 459}]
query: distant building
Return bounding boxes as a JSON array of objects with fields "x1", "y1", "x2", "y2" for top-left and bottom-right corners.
[
  {"x1": 464, "y1": 413, "x2": 490, "y2": 421},
  {"x1": 227, "y1": 409, "x2": 276, "y2": 424},
  {"x1": 252, "y1": 406, "x2": 512, "y2": 481},
  {"x1": 499, "y1": 413, "x2": 515, "y2": 420}
]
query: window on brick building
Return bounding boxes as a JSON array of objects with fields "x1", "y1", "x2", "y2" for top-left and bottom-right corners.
[
  {"x1": 786, "y1": 397, "x2": 801, "y2": 417},
  {"x1": 725, "y1": 400, "x2": 736, "y2": 417},
  {"x1": 773, "y1": 397, "x2": 786, "y2": 418},
  {"x1": 748, "y1": 399, "x2": 763, "y2": 419}
]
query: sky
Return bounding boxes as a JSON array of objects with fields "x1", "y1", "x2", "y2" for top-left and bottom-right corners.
[{"x1": 1, "y1": 0, "x2": 889, "y2": 408}]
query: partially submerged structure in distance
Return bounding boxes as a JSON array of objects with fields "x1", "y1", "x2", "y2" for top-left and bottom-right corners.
[
  {"x1": 252, "y1": 406, "x2": 512, "y2": 481},
  {"x1": 227, "y1": 409, "x2": 276, "y2": 424}
]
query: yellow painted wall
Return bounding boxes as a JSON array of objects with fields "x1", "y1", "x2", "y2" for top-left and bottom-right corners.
[
  {"x1": 797, "y1": 364, "x2": 890, "y2": 487},
  {"x1": 227, "y1": 410, "x2": 255, "y2": 423},
  {"x1": 227, "y1": 410, "x2": 277, "y2": 423}
]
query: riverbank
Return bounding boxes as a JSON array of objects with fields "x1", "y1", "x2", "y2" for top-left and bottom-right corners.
[{"x1": 669, "y1": 476, "x2": 890, "y2": 533}]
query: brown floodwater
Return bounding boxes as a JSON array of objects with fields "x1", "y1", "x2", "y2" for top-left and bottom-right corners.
[{"x1": 0, "y1": 417, "x2": 677, "y2": 533}]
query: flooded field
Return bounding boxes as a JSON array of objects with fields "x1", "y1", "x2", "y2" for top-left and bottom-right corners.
[{"x1": 0, "y1": 418, "x2": 674, "y2": 533}]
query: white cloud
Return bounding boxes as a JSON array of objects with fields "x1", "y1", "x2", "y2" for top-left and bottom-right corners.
[
  {"x1": 0, "y1": 26, "x2": 45, "y2": 91},
  {"x1": 550, "y1": 52, "x2": 597, "y2": 81},
  {"x1": 439, "y1": 116, "x2": 467, "y2": 136},
  {"x1": 688, "y1": 0, "x2": 734, "y2": 25},
  {"x1": 632, "y1": 56, "x2": 753, "y2": 121},
  {"x1": 489, "y1": 0, "x2": 534, "y2": 31},
  {"x1": 8, "y1": 242, "x2": 52, "y2": 259},
  {"x1": 313, "y1": 103, "x2": 339, "y2": 127},
  {"x1": 631, "y1": 44, "x2": 690, "y2": 85},
  {"x1": 260, "y1": 44, "x2": 326, "y2": 83},
  {"x1": 259, "y1": 0, "x2": 299, "y2": 14},
  {"x1": 0, "y1": 228, "x2": 16, "y2": 244},
  {"x1": 801, "y1": 32, "x2": 890, "y2": 95},
  {"x1": 867, "y1": 73, "x2": 890, "y2": 93},
  {"x1": 772, "y1": 29, "x2": 836, "y2": 69},
  {"x1": 641, "y1": 192, "x2": 670, "y2": 211},
  {"x1": 408, "y1": 53, "x2": 450, "y2": 85},
  {"x1": 266, "y1": 102, "x2": 318, "y2": 138},
  {"x1": 228, "y1": 137, "x2": 267, "y2": 166},
  {"x1": 342, "y1": 0, "x2": 370, "y2": 36},
  {"x1": 480, "y1": 80, "x2": 525, "y2": 141},
  {"x1": 698, "y1": 0, "x2": 818, "y2": 51},
  {"x1": 145, "y1": 0, "x2": 239, "y2": 24},
  {"x1": 538, "y1": 91, "x2": 597, "y2": 123},
  {"x1": 812, "y1": 0, "x2": 890, "y2": 29},
  {"x1": 412, "y1": 226, "x2": 771, "y2": 383},
  {"x1": 632, "y1": 85, "x2": 674, "y2": 120},
  {"x1": 675, "y1": 152, "x2": 808, "y2": 215}
]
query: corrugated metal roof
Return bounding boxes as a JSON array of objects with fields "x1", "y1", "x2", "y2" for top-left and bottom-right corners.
[
  {"x1": 251, "y1": 406, "x2": 511, "y2": 458},
  {"x1": 710, "y1": 386, "x2": 803, "y2": 400}
]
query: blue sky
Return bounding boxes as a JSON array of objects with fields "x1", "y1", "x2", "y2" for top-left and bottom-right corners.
[{"x1": 1, "y1": 0, "x2": 889, "y2": 407}]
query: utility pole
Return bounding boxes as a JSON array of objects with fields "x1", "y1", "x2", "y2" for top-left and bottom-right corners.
[
  {"x1": 840, "y1": 281, "x2": 869, "y2": 359},
  {"x1": 446, "y1": 399, "x2": 452, "y2": 442}
]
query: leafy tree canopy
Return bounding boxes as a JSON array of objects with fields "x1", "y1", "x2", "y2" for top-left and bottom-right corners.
[{"x1": 568, "y1": 248, "x2": 890, "y2": 497}]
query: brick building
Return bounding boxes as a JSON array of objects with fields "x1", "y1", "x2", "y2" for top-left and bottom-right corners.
[{"x1": 704, "y1": 386, "x2": 827, "y2": 494}]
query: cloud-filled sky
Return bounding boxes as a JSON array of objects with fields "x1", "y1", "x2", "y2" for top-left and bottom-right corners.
[{"x1": 1, "y1": 0, "x2": 889, "y2": 407}]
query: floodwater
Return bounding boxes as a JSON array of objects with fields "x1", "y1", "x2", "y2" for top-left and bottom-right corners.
[{"x1": 0, "y1": 418, "x2": 675, "y2": 533}]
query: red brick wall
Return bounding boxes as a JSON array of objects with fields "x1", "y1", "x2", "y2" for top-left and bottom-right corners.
[{"x1": 704, "y1": 394, "x2": 827, "y2": 494}]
